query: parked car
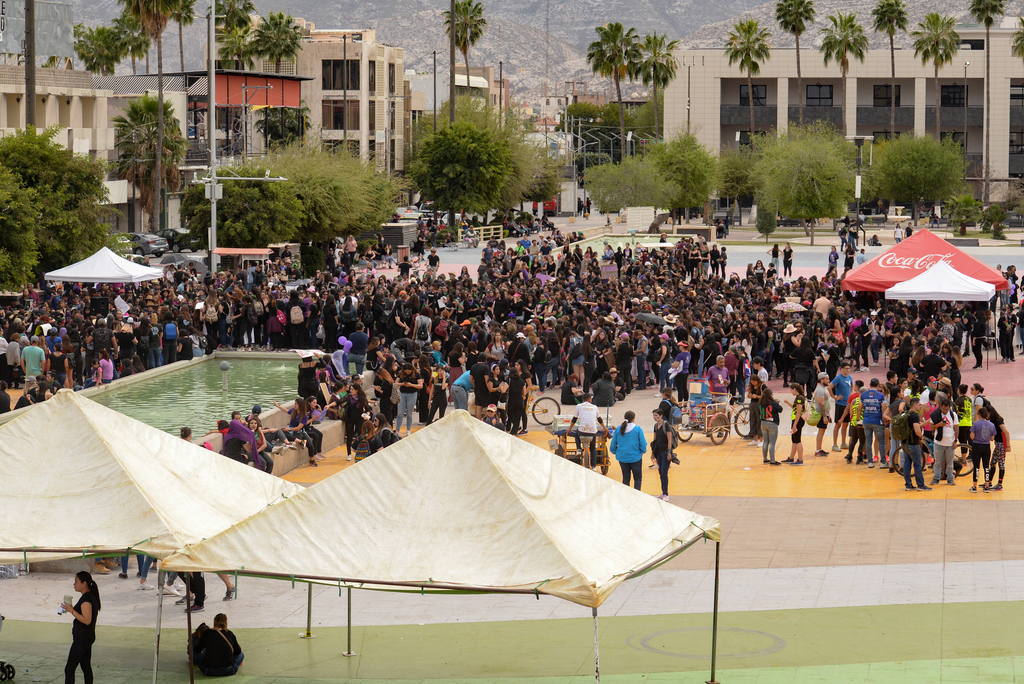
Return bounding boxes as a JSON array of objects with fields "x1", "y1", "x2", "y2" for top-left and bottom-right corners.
[
  {"x1": 156, "y1": 227, "x2": 198, "y2": 252},
  {"x1": 127, "y1": 232, "x2": 169, "y2": 256}
]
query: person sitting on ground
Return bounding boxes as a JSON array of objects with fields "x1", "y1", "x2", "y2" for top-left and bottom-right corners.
[{"x1": 194, "y1": 613, "x2": 244, "y2": 676}]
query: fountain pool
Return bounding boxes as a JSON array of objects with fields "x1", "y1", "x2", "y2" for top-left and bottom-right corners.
[{"x1": 89, "y1": 356, "x2": 303, "y2": 435}]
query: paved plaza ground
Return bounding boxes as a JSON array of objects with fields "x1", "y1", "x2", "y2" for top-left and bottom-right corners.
[{"x1": 3, "y1": 219, "x2": 1024, "y2": 683}]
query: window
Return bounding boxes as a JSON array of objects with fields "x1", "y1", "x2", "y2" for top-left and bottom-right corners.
[
  {"x1": 873, "y1": 84, "x2": 900, "y2": 107},
  {"x1": 872, "y1": 131, "x2": 902, "y2": 141},
  {"x1": 321, "y1": 60, "x2": 359, "y2": 90},
  {"x1": 321, "y1": 100, "x2": 359, "y2": 130},
  {"x1": 1012, "y1": 85, "x2": 1024, "y2": 106},
  {"x1": 368, "y1": 61, "x2": 376, "y2": 92},
  {"x1": 388, "y1": 63, "x2": 396, "y2": 94},
  {"x1": 806, "y1": 84, "x2": 833, "y2": 107},
  {"x1": 368, "y1": 100, "x2": 376, "y2": 132},
  {"x1": 961, "y1": 39, "x2": 985, "y2": 51},
  {"x1": 739, "y1": 84, "x2": 766, "y2": 106},
  {"x1": 1010, "y1": 132, "x2": 1024, "y2": 155},
  {"x1": 368, "y1": 138, "x2": 376, "y2": 159},
  {"x1": 941, "y1": 85, "x2": 967, "y2": 107}
]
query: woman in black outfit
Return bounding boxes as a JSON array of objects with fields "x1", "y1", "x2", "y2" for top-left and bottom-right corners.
[
  {"x1": 62, "y1": 570, "x2": 101, "y2": 684},
  {"x1": 782, "y1": 243, "x2": 794, "y2": 277}
]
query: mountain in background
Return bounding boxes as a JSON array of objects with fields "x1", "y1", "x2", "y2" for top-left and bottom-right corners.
[{"x1": 65, "y1": 0, "x2": 766, "y2": 101}]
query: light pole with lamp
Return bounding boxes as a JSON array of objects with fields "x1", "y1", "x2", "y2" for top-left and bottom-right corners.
[
  {"x1": 964, "y1": 60, "x2": 970, "y2": 181},
  {"x1": 846, "y1": 135, "x2": 874, "y2": 238}
]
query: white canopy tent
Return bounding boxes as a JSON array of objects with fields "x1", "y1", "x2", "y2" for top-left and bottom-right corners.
[
  {"x1": 43, "y1": 246, "x2": 165, "y2": 283},
  {"x1": 0, "y1": 390, "x2": 301, "y2": 565},
  {"x1": 163, "y1": 411, "x2": 723, "y2": 683},
  {"x1": 884, "y1": 260, "x2": 996, "y2": 302}
]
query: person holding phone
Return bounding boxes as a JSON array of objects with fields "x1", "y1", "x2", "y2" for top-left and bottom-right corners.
[{"x1": 61, "y1": 571, "x2": 101, "y2": 684}]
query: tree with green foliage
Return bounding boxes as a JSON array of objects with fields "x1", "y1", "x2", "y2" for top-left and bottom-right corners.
[
  {"x1": 819, "y1": 12, "x2": 868, "y2": 137},
  {"x1": 638, "y1": 32, "x2": 679, "y2": 141},
  {"x1": 588, "y1": 22, "x2": 642, "y2": 163},
  {"x1": 0, "y1": 129, "x2": 110, "y2": 274},
  {"x1": 775, "y1": 0, "x2": 817, "y2": 126},
  {"x1": 172, "y1": 0, "x2": 197, "y2": 74},
  {"x1": 181, "y1": 164, "x2": 303, "y2": 248},
  {"x1": 724, "y1": 19, "x2": 772, "y2": 138},
  {"x1": 265, "y1": 144, "x2": 401, "y2": 242},
  {"x1": 911, "y1": 13, "x2": 960, "y2": 142},
  {"x1": 256, "y1": 104, "x2": 311, "y2": 146},
  {"x1": 944, "y1": 194, "x2": 982, "y2": 236},
  {"x1": 755, "y1": 203, "x2": 778, "y2": 241},
  {"x1": 112, "y1": 94, "x2": 188, "y2": 232},
  {"x1": 650, "y1": 134, "x2": 716, "y2": 219},
  {"x1": 409, "y1": 120, "x2": 513, "y2": 215},
  {"x1": 219, "y1": 26, "x2": 254, "y2": 70},
  {"x1": 970, "y1": 0, "x2": 1007, "y2": 202},
  {"x1": 217, "y1": 0, "x2": 256, "y2": 33},
  {"x1": 253, "y1": 12, "x2": 303, "y2": 73},
  {"x1": 871, "y1": 0, "x2": 909, "y2": 140},
  {"x1": 717, "y1": 146, "x2": 757, "y2": 225},
  {"x1": 585, "y1": 156, "x2": 673, "y2": 214},
  {"x1": 443, "y1": 0, "x2": 488, "y2": 73},
  {"x1": 0, "y1": 168, "x2": 38, "y2": 289},
  {"x1": 753, "y1": 125, "x2": 855, "y2": 244},
  {"x1": 73, "y1": 24, "x2": 123, "y2": 75},
  {"x1": 867, "y1": 133, "x2": 965, "y2": 224},
  {"x1": 979, "y1": 204, "x2": 1008, "y2": 239}
]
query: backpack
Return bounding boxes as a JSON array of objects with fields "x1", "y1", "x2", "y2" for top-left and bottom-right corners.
[
  {"x1": 253, "y1": 300, "x2": 264, "y2": 317},
  {"x1": 246, "y1": 305, "x2": 257, "y2": 326},
  {"x1": 568, "y1": 340, "x2": 582, "y2": 360},
  {"x1": 433, "y1": 318, "x2": 448, "y2": 339},
  {"x1": 290, "y1": 305, "x2": 304, "y2": 325},
  {"x1": 416, "y1": 317, "x2": 430, "y2": 341},
  {"x1": 977, "y1": 394, "x2": 994, "y2": 414},
  {"x1": 164, "y1": 322, "x2": 177, "y2": 340},
  {"x1": 276, "y1": 309, "x2": 287, "y2": 326},
  {"x1": 353, "y1": 436, "x2": 372, "y2": 461},
  {"x1": 890, "y1": 410, "x2": 912, "y2": 441},
  {"x1": 340, "y1": 299, "x2": 356, "y2": 323},
  {"x1": 204, "y1": 303, "x2": 218, "y2": 323}
]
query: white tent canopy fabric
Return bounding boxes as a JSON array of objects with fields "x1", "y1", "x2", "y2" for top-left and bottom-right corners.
[
  {"x1": 44, "y1": 246, "x2": 165, "y2": 283},
  {"x1": 884, "y1": 260, "x2": 996, "y2": 302},
  {"x1": 0, "y1": 390, "x2": 301, "y2": 564},
  {"x1": 163, "y1": 410, "x2": 721, "y2": 608}
]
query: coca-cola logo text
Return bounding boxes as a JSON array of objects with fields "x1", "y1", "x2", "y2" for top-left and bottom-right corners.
[{"x1": 877, "y1": 253, "x2": 954, "y2": 270}]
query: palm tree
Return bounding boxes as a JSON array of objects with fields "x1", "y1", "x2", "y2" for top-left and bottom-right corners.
[
  {"x1": 112, "y1": 94, "x2": 187, "y2": 231},
  {"x1": 112, "y1": 12, "x2": 150, "y2": 75},
  {"x1": 775, "y1": 0, "x2": 816, "y2": 125},
  {"x1": 638, "y1": 32, "x2": 679, "y2": 141},
  {"x1": 970, "y1": 0, "x2": 1007, "y2": 202},
  {"x1": 255, "y1": 102, "x2": 311, "y2": 145},
  {"x1": 219, "y1": 26, "x2": 254, "y2": 70},
  {"x1": 120, "y1": 0, "x2": 176, "y2": 237},
  {"x1": 870, "y1": 0, "x2": 908, "y2": 140},
  {"x1": 443, "y1": 0, "x2": 487, "y2": 73},
  {"x1": 171, "y1": 0, "x2": 196, "y2": 74},
  {"x1": 253, "y1": 12, "x2": 303, "y2": 73},
  {"x1": 73, "y1": 24, "x2": 122, "y2": 76},
  {"x1": 216, "y1": 0, "x2": 256, "y2": 34},
  {"x1": 724, "y1": 19, "x2": 771, "y2": 143},
  {"x1": 588, "y1": 22, "x2": 642, "y2": 162},
  {"x1": 819, "y1": 12, "x2": 868, "y2": 137},
  {"x1": 911, "y1": 13, "x2": 959, "y2": 142}
]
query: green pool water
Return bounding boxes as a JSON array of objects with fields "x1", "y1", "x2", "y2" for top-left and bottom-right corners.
[{"x1": 91, "y1": 358, "x2": 303, "y2": 435}]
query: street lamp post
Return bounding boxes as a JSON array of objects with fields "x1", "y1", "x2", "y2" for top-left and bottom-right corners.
[
  {"x1": 964, "y1": 61, "x2": 970, "y2": 180},
  {"x1": 846, "y1": 135, "x2": 874, "y2": 229}
]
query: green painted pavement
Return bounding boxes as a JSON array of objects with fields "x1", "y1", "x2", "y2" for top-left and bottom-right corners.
[{"x1": 3, "y1": 602, "x2": 1024, "y2": 681}]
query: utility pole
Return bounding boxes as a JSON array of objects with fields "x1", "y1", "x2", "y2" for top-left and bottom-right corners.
[
  {"x1": 343, "y1": 35, "x2": 349, "y2": 144},
  {"x1": 25, "y1": 0, "x2": 36, "y2": 129},
  {"x1": 447, "y1": 0, "x2": 456, "y2": 232},
  {"x1": 433, "y1": 50, "x2": 437, "y2": 132},
  {"x1": 208, "y1": 8, "x2": 220, "y2": 273}
]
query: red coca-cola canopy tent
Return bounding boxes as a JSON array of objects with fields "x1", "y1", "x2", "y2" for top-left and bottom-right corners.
[{"x1": 841, "y1": 229, "x2": 1008, "y2": 292}]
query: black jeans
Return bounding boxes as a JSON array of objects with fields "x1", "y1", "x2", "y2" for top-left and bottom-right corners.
[
  {"x1": 427, "y1": 388, "x2": 448, "y2": 423},
  {"x1": 162, "y1": 338, "x2": 177, "y2": 365},
  {"x1": 65, "y1": 638, "x2": 94, "y2": 684},
  {"x1": 973, "y1": 338, "x2": 984, "y2": 366},
  {"x1": 620, "y1": 459, "x2": 643, "y2": 490},
  {"x1": 187, "y1": 572, "x2": 206, "y2": 607},
  {"x1": 505, "y1": 403, "x2": 526, "y2": 433},
  {"x1": 674, "y1": 373, "x2": 689, "y2": 403}
]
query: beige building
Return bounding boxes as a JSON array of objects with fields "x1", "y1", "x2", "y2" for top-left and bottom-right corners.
[
  {"x1": 664, "y1": 23, "x2": 1024, "y2": 190},
  {"x1": 0, "y1": 66, "x2": 114, "y2": 157}
]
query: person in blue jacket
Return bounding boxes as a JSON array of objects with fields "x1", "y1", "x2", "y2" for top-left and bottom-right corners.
[{"x1": 609, "y1": 410, "x2": 648, "y2": 491}]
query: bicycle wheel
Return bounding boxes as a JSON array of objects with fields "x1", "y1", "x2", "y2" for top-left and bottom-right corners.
[
  {"x1": 530, "y1": 396, "x2": 560, "y2": 427},
  {"x1": 708, "y1": 413, "x2": 730, "y2": 445},
  {"x1": 953, "y1": 443, "x2": 975, "y2": 479},
  {"x1": 732, "y1": 405, "x2": 752, "y2": 439}
]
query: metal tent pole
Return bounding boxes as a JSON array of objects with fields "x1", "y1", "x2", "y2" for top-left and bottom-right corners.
[
  {"x1": 185, "y1": 574, "x2": 195, "y2": 684},
  {"x1": 152, "y1": 569, "x2": 165, "y2": 684},
  {"x1": 343, "y1": 585, "x2": 356, "y2": 656},
  {"x1": 706, "y1": 541, "x2": 721, "y2": 684},
  {"x1": 300, "y1": 582, "x2": 316, "y2": 638},
  {"x1": 592, "y1": 606, "x2": 600, "y2": 684}
]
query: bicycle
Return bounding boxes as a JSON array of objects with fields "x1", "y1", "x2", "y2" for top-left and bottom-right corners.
[
  {"x1": 527, "y1": 389, "x2": 560, "y2": 427},
  {"x1": 891, "y1": 441, "x2": 974, "y2": 479}
]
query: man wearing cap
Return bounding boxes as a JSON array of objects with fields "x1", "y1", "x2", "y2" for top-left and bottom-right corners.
[
  {"x1": 812, "y1": 372, "x2": 832, "y2": 457},
  {"x1": 706, "y1": 355, "x2": 730, "y2": 401},
  {"x1": 860, "y1": 378, "x2": 888, "y2": 468},
  {"x1": 567, "y1": 391, "x2": 606, "y2": 470}
]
